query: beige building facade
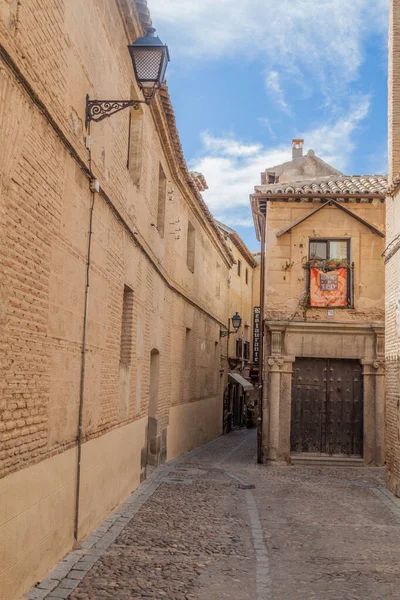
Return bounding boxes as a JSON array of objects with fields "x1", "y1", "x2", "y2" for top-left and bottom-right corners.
[
  {"x1": 386, "y1": 0, "x2": 400, "y2": 497},
  {"x1": 216, "y1": 222, "x2": 259, "y2": 430},
  {"x1": 252, "y1": 141, "x2": 386, "y2": 467},
  {"x1": 0, "y1": 1, "x2": 233, "y2": 598}
]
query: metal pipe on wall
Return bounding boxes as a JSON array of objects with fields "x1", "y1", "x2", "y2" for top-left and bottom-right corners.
[
  {"x1": 74, "y1": 189, "x2": 95, "y2": 544},
  {"x1": 255, "y1": 211, "x2": 266, "y2": 464},
  {"x1": 74, "y1": 128, "x2": 96, "y2": 545}
]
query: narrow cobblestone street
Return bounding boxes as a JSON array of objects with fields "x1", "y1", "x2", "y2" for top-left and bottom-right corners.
[{"x1": 26, "y1": 430, "x2": 400, "y2": 600}]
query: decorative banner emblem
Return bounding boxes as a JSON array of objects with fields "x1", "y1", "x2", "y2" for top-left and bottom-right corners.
[
  {"x1": 310, "y1": 268, "x2": 347, "y2": 307},
  {"x1": 320, "y1": 272, "x2": 338, "y2": 291}
]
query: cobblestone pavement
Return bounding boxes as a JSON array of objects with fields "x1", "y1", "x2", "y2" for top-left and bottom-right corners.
[{"x1": 25, "y1": 430, "x2": 400, "y2": 600}]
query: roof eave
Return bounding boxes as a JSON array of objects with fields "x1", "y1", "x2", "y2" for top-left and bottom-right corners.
[
  {"x1": 250, "y1": 197, "x2": 263, "y2": 243},
  {"x1": 229, "y1": 233, "x2": 258, "y2": 268},
  {"x1": 251, "y1": 192, "x2": 385, "y2": 201},
  {"x1": 275, "y1": 198, "x2": 385, "y2": 238}
]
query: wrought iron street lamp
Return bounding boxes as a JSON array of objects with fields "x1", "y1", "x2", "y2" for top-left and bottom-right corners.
[
  {"x1": 220, "y1": 312, "x2": 242, "y2": 337},
  {"x1": 128, "y1": 26, "x2": 170, "y2": 102},
  {"x1": 86, "y1": 27, "x2": 170, "y2": 128}
]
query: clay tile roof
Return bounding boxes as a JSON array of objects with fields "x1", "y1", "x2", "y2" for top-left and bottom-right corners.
[
  {"x1": 135, "y1": 0, "x2": 152, "y2": 28},
  {"x1": 259, "y1": 175, "x2": 387, "y2": 196},
  {"x1": 133, "y1": 1, "x2": 233, "y2": 264},
  {"x1": 214, "y1": 220, "x2": 258, "y2": 268},
  {"x1": 190, "y1": 171, "x2": 208, "y2": 192},
  {"x1": 157, "y1": 85, "x2": 233, "y2": 260}
]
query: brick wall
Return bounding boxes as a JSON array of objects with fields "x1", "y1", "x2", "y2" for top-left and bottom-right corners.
[
  {"x1": 0, "y1": 1, "x2": 234, "y2": 595},
  {"x1": 385, "y1": 190, "x2": 400, "y2": 497},
  {"x1": 0, "y1": 2, "x2": 231, "y2": 490},
  {"x1": 386, "y1": 0, "x2": 400, "y2": 498}
]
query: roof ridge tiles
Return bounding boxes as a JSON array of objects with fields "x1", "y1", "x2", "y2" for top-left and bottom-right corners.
[{"x1": 256, "y1": 173, "x2": 388, "y2": 197}]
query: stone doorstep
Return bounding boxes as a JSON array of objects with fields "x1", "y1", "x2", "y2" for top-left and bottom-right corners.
[{"x1": 290, "y1": 454, "x2": 364, "y2": 467}]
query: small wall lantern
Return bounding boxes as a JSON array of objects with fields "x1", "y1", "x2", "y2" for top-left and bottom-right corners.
[
  {"x1": 220, "y1": 312, "x2": 242, "y2": 337},
  {"x1": 128, "y1": 26, "x2": 170, "y2": 103}
]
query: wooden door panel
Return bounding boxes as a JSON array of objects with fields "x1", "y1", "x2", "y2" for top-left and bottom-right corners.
[
  {"x1": 291, "y1": 358, "x2": 363, "y2": 456},
  {"x1": 326, "y1": 360, "x2": 363, "y2": 455},
  {"x1": 291, "y1": 359, "x2": 324, "y2": 453}
]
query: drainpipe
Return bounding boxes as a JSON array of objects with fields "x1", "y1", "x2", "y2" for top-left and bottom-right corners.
[
  {"x1": 74, "y1": 131, "x2": 96, "y2": 545},
  {"x1": 255, "y1": 210, "x2": 266, "y2": 464}
]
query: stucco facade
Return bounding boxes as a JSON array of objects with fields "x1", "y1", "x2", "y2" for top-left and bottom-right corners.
[
  {"x1": 215, "y1": 222, "x2": 258, "y2": 429},
  {"x1": 216, "y1": 223, "x2": 257, "y2": 366},
  {"x1": 252, "y1": 142, "x2": 386, "y2": 467},
  {"x1": 0, "y1": 1, "x2": 233, "y2": 598},
  {"x1": 386, "y1": 0, "x2": 400, "y2": 498}
]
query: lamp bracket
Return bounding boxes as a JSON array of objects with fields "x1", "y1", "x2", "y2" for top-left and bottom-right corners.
[
  {"x1": 220, "y1": 328, "x2": 236, "y2": 338},
  {"x1": 86, "y1": 95, "x2": 148, "y2": 128}
]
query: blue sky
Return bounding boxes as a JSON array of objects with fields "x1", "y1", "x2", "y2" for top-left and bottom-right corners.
[{"x1": 150, "y1": 0, "x2": 389, "y2": 251}]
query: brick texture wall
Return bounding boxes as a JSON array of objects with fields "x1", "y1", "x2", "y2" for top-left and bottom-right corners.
[
  {"x1": 0, "y1": 0, "x2": 231, "y2": 478},
  {"x1": 386, "y1": 0, "x2": 400, "y2": 498},
  {"x1": 385, "y1": 191, "x2": 400, "y2": 497}
]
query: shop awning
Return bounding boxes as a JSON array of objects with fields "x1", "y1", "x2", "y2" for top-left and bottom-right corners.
[{"x1": 229, "y1": 373, "x2": 253, "y2": 392}]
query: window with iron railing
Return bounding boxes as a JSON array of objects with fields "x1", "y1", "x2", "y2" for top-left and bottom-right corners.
[
  {"x1": 306, "y1": 239, "x2": 354, "y2": 308},
  {"x1": 236, "y1": 338, "x2": 243, "y2": 358},
  {"x1": 243, "y1": 341, "x2": 250, "y2": 361}
]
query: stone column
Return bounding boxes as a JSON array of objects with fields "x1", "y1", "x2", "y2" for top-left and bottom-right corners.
[
  {"x1": 362, "y1": 361, "x2": 375, "y2": 465},
  {"x1": 373, "y1": 361, "x2": 386, "y2": 466},
  {"x1": 267, "y1": 358, "x2": 282, "y2": 462},
  {"x1": 279, "y1": 357, "x2": 295, "y2": 462},
  {"x1": 373, "y1": 326, "x2": 385, "y2": 466},
  {"x1": 265, "y1": 323, "x2": 287, "y2": 463}
]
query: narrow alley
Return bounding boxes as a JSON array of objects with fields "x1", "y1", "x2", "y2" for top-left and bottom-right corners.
[{"x1": 26, "y1": 430, "x2": 400, "y2": 600}]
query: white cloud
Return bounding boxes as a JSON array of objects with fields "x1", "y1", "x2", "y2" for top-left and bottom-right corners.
[
  {"x1": 191, "y1": 98, "x2": 371, "y2": 225},
  {"x1": 257, "y1": 118, "x2": 277, "y2": 140},
  {"x1": 265, "y1": 71, "x2": 290, "y2": 113},
  {"x1": 303, "y1": 96, "x2": 371, "y2": 171},
  {"x1": 201, "y1": 132, "x2": 262, "y2": 157},
  {"x1": 214, "y1": 214, "x2": 256, "y2": 228},
  {"x1": 150, "y1": 0, "x2": 388, "y2": 90}
]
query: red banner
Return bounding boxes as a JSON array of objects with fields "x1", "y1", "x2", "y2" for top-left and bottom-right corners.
[{"x1": 310, "y1": 268, "x2": 347, "y2": 307}]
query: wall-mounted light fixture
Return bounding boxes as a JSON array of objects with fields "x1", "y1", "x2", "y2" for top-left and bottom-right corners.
[
  {"x1": 220, "y1": 312, "x2": 242, "y2": 338},
  {"x1": 86, "y1": 27, "x2": 170, "y2": 128}
]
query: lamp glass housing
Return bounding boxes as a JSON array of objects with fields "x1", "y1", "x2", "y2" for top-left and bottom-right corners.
[
  {"x1": 231, "y1": 312, "x2": 242, "y2": 331},
  {"x1": 128, "y1": 27, "x2": 170, "y2": 100}
]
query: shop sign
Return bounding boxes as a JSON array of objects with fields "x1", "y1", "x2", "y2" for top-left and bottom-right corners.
[{"x1": 253, "y1": 307, "x2": 261, "y2": 363}]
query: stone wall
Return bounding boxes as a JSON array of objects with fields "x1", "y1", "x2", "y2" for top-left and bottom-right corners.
[
  {"x1": 264, "y1": 322, "x2": 385, "y2": 466},
  {"x1": 0, "y1": 0, "x2": 232, "y2": 596},
  {"x1": 261, "y1": 198, "x2": 385, "y2": 467},
  {"x1": 264, "y1": 201, "x2": 385, "y2": 323},
  {"x1": 225, "y1": 242, "x2": 255, "y2": 364}
]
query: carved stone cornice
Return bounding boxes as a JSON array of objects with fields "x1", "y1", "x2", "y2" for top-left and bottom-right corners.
[
  {"x1": 267, "y1": 323, "x2": 287, "y2": 356},
  {"x1": 267, "y1": 320, "x2": 384, "y2": 337}
]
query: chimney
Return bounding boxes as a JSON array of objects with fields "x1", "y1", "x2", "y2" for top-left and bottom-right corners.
[{"x1": 292, "y1": 138, "x2": 304, "y2": 160}]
